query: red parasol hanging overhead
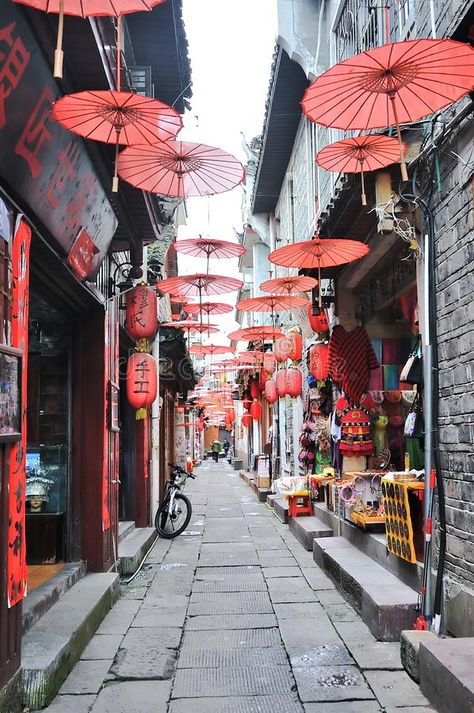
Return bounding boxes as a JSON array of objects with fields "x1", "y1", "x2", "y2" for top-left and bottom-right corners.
[
  {"x1": 185, "y1": 302, "x2": 233, "y2": 318},
  {"x1": 260, "y1": 276, "x2": 318, "y2": 295},
  {"x1": 237, "y1": 352, "x2": 264, "y2": 365},
  {"x1": 189, "y1": 345, "x2": 234, "y2": 356},
  {"x1": 316, "y1": 135, "x2": 406, "y2": 206},
  {"x1": 118, "y1": 141, "x2": 245, "y2": 197},
  {"x1": 227, "y1": 326, "x2": 284, "y2": 342},
  {"x1": 173, "y1": 238, "x2": 245, "y2": 274},
  {"x1": 269, "y1": 236, "x2": 370, "y2": 309},
  {"x1": 302, "y1": 38, "x2": 474, "y2": 182},
  {"x1": 13, "y1": 0, "x2": 168, "y2": 78},
  {"x1": 236, "y1": 295, "x2": 309, "y2": 313},
  {"x1": 159, "y1": 321, "x2": 219, "y2": 335},
  {"x1": 157, "y1": 274, "x2": 243, "y2": 299}
]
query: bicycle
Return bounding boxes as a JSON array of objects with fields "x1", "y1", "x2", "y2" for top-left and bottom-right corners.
[{"x1": 154, "y1": 462, "x2": 195, "y2": 539}]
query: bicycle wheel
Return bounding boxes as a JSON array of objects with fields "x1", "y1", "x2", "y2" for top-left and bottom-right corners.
[{"x1": 155, "y1": 493, "x2": 192, "y2": 538}]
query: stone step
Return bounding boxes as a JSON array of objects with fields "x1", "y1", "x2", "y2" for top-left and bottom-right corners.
[
  {"x1": 249, "y1": 479, "x2": 271, "y2": 503},
  {"x1": 240, "y1": 471, "x2": 255, "y2": 486},
  {"x1": 22, "y1": 572, "x2": 119, "y2": 709},
  {"x1": 289, "y1": 515, "x2": 333, "y2": 551},
  {"x1": 23, "y1": 562, "x2": 86, "y2": 635},
  {"x1": 118, "y1": 520, "x2": 135, "y2": 543},
  {"x1": 232, "y1": 458, "x2": 243, "y2": 470},
  {"x1": 274, "y1": 498, "x2": 289, "y2": 524},
  {"x1": 419, "y1": 636, "x2": 474, "y2": 713},
  {"x1": 266, "y1": 494, "x2": 278, "y2": 509},
  {"x1": 118, "y1": 527, "x2": 157, "y2": 575},
  {"x1": 313, "y1": 537, "x2": 418, "y2": 641}
]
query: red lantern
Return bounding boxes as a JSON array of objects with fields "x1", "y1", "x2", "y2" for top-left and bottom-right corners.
[
  {"x1": 250, "y1": 400, "x2": 262, "y2": 420},
  {"x1": 126, "y1": 352, "x2": 158, "y2": 412},
  {"x1": 250, "y1": 380, "x2": 260, "y2": 399},
  {"x1": 176, "y1": 406, "x2": 185, "y2": 414},
  {"x1": 126, "y1": 286, "x2": 158, "y2": 339},
  {"x1": 286, "y1": 368, "x2": 302, "y2": 398},
  {"x1": 226, "y1": 408, "x2": 236, "y2": 423},
  {"x1": 265, "y1": 379, "x2": 278, "y2": 404},
  {"x1": 307, "y1": 305, "x2": 329, "y2": 334},
  {"x1": 287, "y1": 331, "x2": 303, "y2": 362},
  {"x1": 309, "y1": 343, "x2": 329, "y2": 380},
  {"x1": 263, "y1": 352, "x2": 276, "y2": 374},
  {"x1": 242, "y1": 397, "x2": 252, "y2": 411},
  {"x1": 242, "y1": 412, "x2": 252, "y2": 428},
  {"x1": 275, "y1": 337, "x2": 289, "y2": 363},
  {"x1": 259, "y1": 370, "x2": 269, "y2": 390},
  {"x1": 275, "y1": 369, "x2": 287, "y2": 397}
]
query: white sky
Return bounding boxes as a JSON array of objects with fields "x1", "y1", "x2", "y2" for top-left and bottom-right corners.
[{"x1": 175, "y1": 0, "x2": 277, "y2": 346}]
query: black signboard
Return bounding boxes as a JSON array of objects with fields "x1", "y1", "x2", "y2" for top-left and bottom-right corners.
[{"x1": 0, "y1": 0, "x2": 117, "y2": 277}]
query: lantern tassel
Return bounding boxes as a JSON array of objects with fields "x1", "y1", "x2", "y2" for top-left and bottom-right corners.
[{"x1": 136, "y1": 408, "x2": 147, "y2": 420}]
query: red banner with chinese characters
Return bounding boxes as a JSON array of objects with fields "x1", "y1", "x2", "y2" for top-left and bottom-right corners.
[{"x1": 8, "y1": 217, "x2": 31, "y2": 607}]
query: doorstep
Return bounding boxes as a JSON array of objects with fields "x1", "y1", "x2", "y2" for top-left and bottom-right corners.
[
  {"x1": 118, "y1": 520, "x2": 135, "y2": 543},
  {"x1": 239, "y1": 470, "x2": 255, "y2": 486},
  {"x1": 289, "y1": 515, "x2": 333, "y2": 551},
  {"x1": 249, "y1": 479, "x2": 271, "y2": 502},
  {"x1": 266, "y1": 494, "x2": 278, "y2": 508},
  {"x1": 118, "y1": 527, "x2": 157, "y2": 575},
  {"x1": 21, "y1": 572, "x2": 119, "y2": 709},
  {"x1": 419, "y1": 636, "x2": 474, "y2": 713},
  {"x1": 273, "y1": 498, "x2": 289, "y2": 524},
  {"x1": 313, "y1": 536, "x2": 418, "y2": 641},
  {"x1": 23, "y1": 562, "x2": 87, "y2": 635}
]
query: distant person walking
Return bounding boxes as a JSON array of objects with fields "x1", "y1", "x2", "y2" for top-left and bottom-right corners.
[
  {"x1": 211, "y1": 440, "x2": 221, "y2": 463},
  {"x1": 223, "y1": 439, "x2": 230, "y2": 457}
]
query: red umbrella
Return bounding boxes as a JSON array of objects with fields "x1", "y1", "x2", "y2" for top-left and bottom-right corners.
[
  {"x1": 236, "y1": 295, "x2": 309, "y2": 313},
  {"x1": 13, "y1": 0, "x2": 167, "y2": 78},
  {"x1": 316, "y1": 135, "x2": 406, "y2": 206},
  {"x1": 185, "y1": 302, "x2": 233, "y2": 317},
  {"x1": 173, "y1": 238, "x2": 245, "y2": 273},
  {"x1": 118, "y1": 141, "x2": 245, "y2": 197},
  {"x1": 159, "y1": 321, "x2": 219, "y2": 335},
  {"x1": 53, "y1": 91, "x2": 181, "y2": 192},
  {"x1": 269, "y1": 236, "x2": 370, "y2": 308},
  {"x1": 260, "y1": 276, "x2": 318, "y2": 295},
  {"x1": 237, "y1": 351, "x2": 263, "y2": 365},
  {"x1": 227, "y1": 326, "x2": 284, "y2": 342},
  {"x1": 189, "y1": 345, "x2": 234, "y2": 356},
  {"x1": 302, "y1": 38, "x2": 474, "y2": 181}
]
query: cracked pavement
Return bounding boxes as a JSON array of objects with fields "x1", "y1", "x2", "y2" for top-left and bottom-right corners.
[{"x1": 44, "y1": 461, "x2": 435, "y2": 712}]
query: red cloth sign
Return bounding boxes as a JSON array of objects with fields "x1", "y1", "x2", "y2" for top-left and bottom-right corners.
[{"x1": 8, "y1": 218, "x2": 31, "y2": 607}]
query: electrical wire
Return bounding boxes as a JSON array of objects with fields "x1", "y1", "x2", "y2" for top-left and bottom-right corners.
[{"x1": 122, "y1": 533, "x2": 159, "y2": 585}]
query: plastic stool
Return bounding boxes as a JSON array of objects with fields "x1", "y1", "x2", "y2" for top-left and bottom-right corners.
[{"x1": 287, "y1": 493, "x2": 313, "y2": 517}]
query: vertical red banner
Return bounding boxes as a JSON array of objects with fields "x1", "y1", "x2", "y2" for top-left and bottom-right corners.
[
  {"x1": 102, "y1": 307, "x2": 111, "y2": 532},
  {"x1": 8, "y1": 218, "x2": 31, "y2": 607}
]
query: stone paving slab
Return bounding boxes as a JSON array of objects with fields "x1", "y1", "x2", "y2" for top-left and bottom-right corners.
[
  {"x1": 172, "y1": 666, "x2": 296, "y2": 698},
  {"x1": 44, "y1": 694, "x2": 96, "y2": 712},
  {"x1": 293, "y1": 665, "x2": 375, "y2": 703},
  {"x1": 193, "y1": 578, "x2": 268, "y2": 592},
  {"x1": 90, "y1": 680, "x2": 171, "y2": 713},
  {"x1": 58, "y1": 659, "x2": 112, "y2": 695},
  {"x1": 267, "y1": 578, "x2": 319, "y2": 603},
  {"x1": 303, "y1": 570, "x2": 336, "y2": 591},
  {"x1": 169, "y1": 695, "x2": 304, "y2": 713},
  {"x1": 347, "y1": 640, "x2": 404, "y2": 670},
  {"x1": 81, "y1": 634, "x2": 123, "y2": 660},
  {"x1": 274, "y1": 602, "x2": 326, "y2": 619},
  {"x1": 290, "y1": 643, "x2": 354, "y2": 668},
  {"x1": 278, "y1": 618, "x2": 343, "y2": 656},
  {"x1": 131, "y1": 601, "x2": 188, "y2": 628},
  {"x1": 186, "y1": 613, "x2": 278, "y2": 630},
  {"x1": 364, "y1": 670, "x2": 431, "y2": 708},
  {"x1": 177, "y1": 646, "x2": 288, "y2": 668},
  {"x1": 95, "y1": 599, "x2": 141, "y2": 635},
  {"x1": 188, "y1": 591, "x2": 273, "y2": 615},
  {"x1": 110, "y1": 627, "x2": 178, "y2": 680},
  {"x1": 180, "y1": 628, "x2": 282, "y2": 651},
  {"x1": 303, "y1": 702, "x2": 382, "y2": 713},
  {"x1": 262, "y1": 566, "x2": 303, "y2": 578}
]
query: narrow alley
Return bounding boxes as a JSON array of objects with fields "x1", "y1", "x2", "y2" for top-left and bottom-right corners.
[{"x1": 44, "y1": 462, "x2": 434, "y2": 713}]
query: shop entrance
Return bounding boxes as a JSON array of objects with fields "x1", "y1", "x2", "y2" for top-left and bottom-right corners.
[{"x1": 26, "y1": 290, "x2": 72, "y2": 589}]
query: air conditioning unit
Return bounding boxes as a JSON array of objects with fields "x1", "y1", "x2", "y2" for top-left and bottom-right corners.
[{"x1": 130, "y1": 66, "x2": 153, "y2": 97}]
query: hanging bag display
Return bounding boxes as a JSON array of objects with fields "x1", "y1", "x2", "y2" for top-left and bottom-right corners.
[
  {"x1": 400, "y1": 337, "x2": 423, "y2": 385},
  {"x1": 404, "y1": 393, "x2": 424, "y2": 438}
]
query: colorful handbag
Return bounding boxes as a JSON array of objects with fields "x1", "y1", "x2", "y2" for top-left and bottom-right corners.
[{"x1": 400, "y1": 337, "x2": 423, "y2": 385}]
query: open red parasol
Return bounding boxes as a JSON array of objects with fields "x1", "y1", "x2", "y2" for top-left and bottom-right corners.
[
  {"x1": 159, "y1": 321, "x2": 219, "y2": 335},
  {"x1": 156, "y1": 274, "x2": 243, "y2": 299},
  {"x1": 173, "y1": 238, "x2": 245, "y2": 273},
  {"x1": 189, "y1": 345, "x2": 234, "y2": 356},
  {"x1": 316, "y1": 135, "x2": 406, "y2": 206},
  {"x1": 118, "y1": 141, "x2": 245, "y2": 197},
  {"x1": 236, "y1": 295, "x2": 309, "y2": 313},
  {"x1": 302, "y1": 38, "x2": 474, "y2": 181},
  {"x1": 13, "y1": 0, "x2": 167, "y2": 78},
  {"x1": 260, "y1": 276, "x2": 318, "y2": 295},
  {"x1": 185, "y1": 302, "x2": 233, "y2": 318},
  {"x1": 269, "y1": 236, "x2": 370, "y2": 308},
  {"x1": 237, "y1": 351, "x2": 263, "y2": 365},
  {"x1": 227, "y1": 326, "x2": 284, "y2": 342}
]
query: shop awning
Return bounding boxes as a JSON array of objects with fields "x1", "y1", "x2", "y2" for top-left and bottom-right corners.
[{"x1": 158, "y1": 327, "x2": 197, "y2": 395}]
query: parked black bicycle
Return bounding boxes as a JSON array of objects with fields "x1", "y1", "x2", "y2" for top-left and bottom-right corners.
[{"x1": 154, "y1": 462, "x2": 195, "y2": 538}]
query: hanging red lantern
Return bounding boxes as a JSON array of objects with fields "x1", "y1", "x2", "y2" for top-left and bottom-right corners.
[
  {"x1": 265, "y1": 379, "x2": 278, "y2": 404},
  {"x1": 250, "y1": 400, "x2": 262, "y2": 420},
  {"x1": 275, "y1": 337, "x2": 289, "y2": 363},
  {"x1": 259, "y1": 370, "x2": 269, "y2": 390},
  {"x1": 242, "y1": 412, "x2": 252, "y2": 428},
  {"x1": 126, "y1": 352, "x2": 158, "y2": 417},
  {"x1": 250, "y1": 380, "x2": 261, "y2": 399},
  {"x1": 226, "y1": 409, "x2": 236, "y2": 423},
  {"x1": 242, "y1": 397, "x2": 252, "y2": 411},
  {"x1": 307, "y1": 305, "x2": 329, "y2": 334},
  {"x1": 176, "y1": 406, "x2": 185, "y2": 414},
  {"x1": 287, "y1": 331, "x2": 303, "y2": 362},
  {"x1": 309, "y1": 343, "x2": 330, "y2": 380},
  {"x1": 275, "y1": 369, "x2": 287, "y2": 397},
  {"x1": 126, "y1": 285, "x2": 158, "y2": 340},
  {"x1": 263, "y1": 352, "x2": 276, "y2": 374},
  {"x1": 286, "y1": 367, "x2": 302, "y2": 398}
]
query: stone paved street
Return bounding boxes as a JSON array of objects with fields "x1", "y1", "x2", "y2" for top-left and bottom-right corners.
[{"x1": 44, "y1": 462, "x2": 435, "y2": 712}]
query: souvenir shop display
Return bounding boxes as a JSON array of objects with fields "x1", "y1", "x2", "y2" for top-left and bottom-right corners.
[{"x1": 382, "y1": 472, "x2": 425, "y2": 563}]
